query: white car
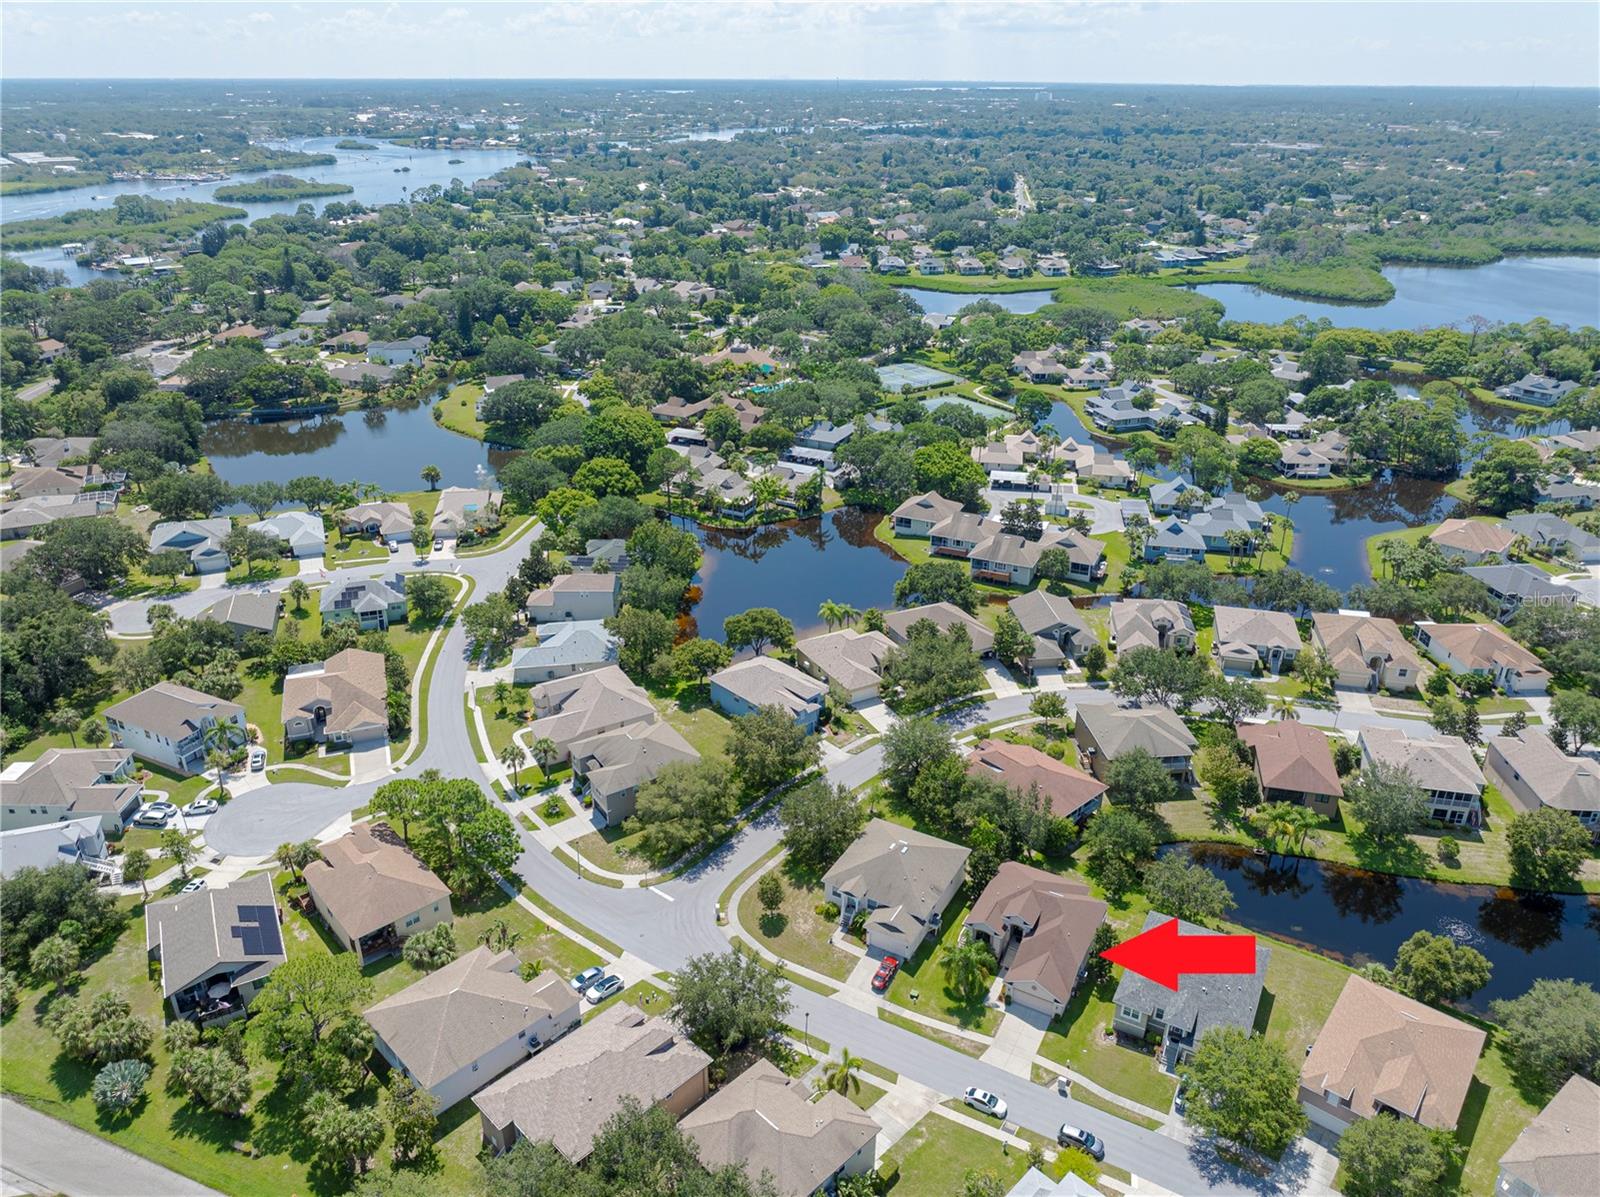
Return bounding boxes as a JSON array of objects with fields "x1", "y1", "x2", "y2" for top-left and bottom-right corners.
[
  {"x1": 182, "y1": 798, "x2": 219, "y2": 817},
  {"x1": 134, "y1": 801, "x2": 178, "y2": 827},
  {"x1": 249, "y1": 747, "x2": 267, "y2": 772},
  {"x1": 964, "y1": 1087, "x2": 1008, "y2": 1120},
  {"x1": 179, "y1": 879, "x2": 206, "y2": 894}
]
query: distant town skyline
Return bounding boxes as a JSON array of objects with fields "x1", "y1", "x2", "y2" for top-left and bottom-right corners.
[{"x1": 4, "y1": 1, "x2": 1597, "y2": 89}]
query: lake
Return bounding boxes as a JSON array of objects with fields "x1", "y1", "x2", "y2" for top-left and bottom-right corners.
[
  {"x1": 898, "y1": 287, "x2": 1059, "y2": 316},
  {"x1": 672, "y1": 511, "x2": 906, "y2": 644},
  {"x1": 1190, "y1": 255, "x2": 1600, "y2": 331},
  {"x1": 1177, "y1": 844, "x2": 1600, "y2": 1016},
  {"x1": 201, "y1": 398, "x2": 514, "y2": 499}
]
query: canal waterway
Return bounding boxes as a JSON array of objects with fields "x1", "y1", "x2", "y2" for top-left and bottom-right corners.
[
  {"x1": 1191, "y1": 255, "x2": 1600, "y2": 331},
  {"x1": 899, "y1": 287, "x2": 1059, "y2": 316},
  {"x1": 1176, "y1": 844, "x2": 1600, "y2": 1016}
]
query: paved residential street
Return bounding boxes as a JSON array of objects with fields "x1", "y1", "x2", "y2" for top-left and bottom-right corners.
[{"x1": 0, "y1": 1098, "x2": 222, "y2": 1197}]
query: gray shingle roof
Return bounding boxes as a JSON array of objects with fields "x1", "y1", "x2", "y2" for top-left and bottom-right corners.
[
  {"x1": 1112, "y1": 911, "x2": 1269, "y2": 1044},
  {"x1": 145, "y1": 871, "x2": 285, "y2": 998}
]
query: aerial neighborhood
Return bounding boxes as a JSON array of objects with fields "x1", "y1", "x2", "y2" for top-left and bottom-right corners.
[{"x1": 1, "y1": 52, "x2": 1599, "y2": 1197}]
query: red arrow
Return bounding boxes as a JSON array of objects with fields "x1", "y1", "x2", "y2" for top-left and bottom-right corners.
[{"x1": 1100, "y1": 918, "x2": 1257, "y2": 990}]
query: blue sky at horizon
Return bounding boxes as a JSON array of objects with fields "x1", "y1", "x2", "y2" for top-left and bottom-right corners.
[{"x1": 3, "y1": 2, "x2": 1597, "y2": 88}]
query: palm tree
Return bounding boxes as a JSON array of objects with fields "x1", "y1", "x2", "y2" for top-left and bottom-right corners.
[
  {"x1": 500, "y1": 743, "x2": 527, "y2": 790},
  {"x1": 1282, "y1": 805, "x2": 1322, "y2": 857},
  {"x1": 530, "y1": 737, "x2": 558, "y2": 774},
  {"x1": 942, "y1": 937, "x2": 994, "y2": 1005},
  {"x1": 202, "y1": 721, "x2": 246, "y2": 784},
  {"x1": 478, "y1": 919, "x2": 521, "y2": 953},
  {"x1": 1256, "y1": 513, "x2": 1276, "y2": 569},
  {"x1": 207, "y1": 749, "x2": 232, "y2": 802},
  {"x1": 1251, "y1": 801, "x2": 1300, "y2": 857},
  {"x1": 49, "y1": 702, "x2": 82, "y2": 748},
  {"x1": 1270, "y1": 694, "x2": 1299, "y2": 721},
  {"x1": 421, "y1": 464, "x2": 442, "y2": 491},
  {"x1": 286, "y1": 579, "x2": 311, "y2": 612},
  {"x1": 821, "y1": 1048, "x2": 864, "y2": 1098},
  {"x1": 818, "y1": 600, "x2": 848, "y2": 631},
  {"x1": 751, "y1": 475, "x2": 786, "y2": 512},
  {"x1": 1224, "y1": 528, "x2": 1253, "y2": 571}
]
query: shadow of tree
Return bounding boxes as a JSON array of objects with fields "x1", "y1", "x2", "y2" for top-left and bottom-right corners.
[{"x1": 758, "y1": 913, "x2": 789, "y2": 938}]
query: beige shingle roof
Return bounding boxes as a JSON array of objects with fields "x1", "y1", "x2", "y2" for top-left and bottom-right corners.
[
  {"x1": 472, "y1": 1003, "x2": 710, "y2": 1163},
  {"x1": 967, "y1": 862, "x2": 1106, "y2": 1005},
  {"x1": 966, "y1": 739, "x2": 1106, "y2": 820},
  {"x1": 1211, "y1": 605, "x2": 1300, "y2": 653},
  {"x1": 1429, "y1": 518, "x2": 1516, "y2": 555},
  {"x1": 1312, "y1": 613, "x2": 1423, "y2": 677},
  {"x1": 1359, "y1": 727, "x2": 1484, "y2": 797},
  {"x1": 1301, "y1": 975, "x2": 1485, "y2": 1130},
  {"x1": 527, "y1": 665, "x2": 657, "y2": 753},
  {"x1": 1238, "y1": 721, "x2": 1343, "y2": 799},
  {"x1": 304, "y1": 824, "x2": 450, "y2": 940},
  {"x1": 883, "y1": 602, "x2": 995, "y2": 654},
  {"x1": 681, "y1": 1059, "x2": 880, "y2": 1197},
  {"x1": 796, "y1": 628, "x2": 894, "y2": 693},
  {"x1": 0, "y1": 748, "x2": 140, "y2": 817},
  {"x1": 281, "y1": 648, "x2": 388, "y2": 735},
  {"x1": 708, "y1": 656, "x2": 824, "y2": 718},
  {"x1": 1486, "y1": 729, "x2": 1600, "y2": 815},
  {"x1": 1419, "y1": 621, "x2": 1547, "y2": 680},
  {"x1": 1498, "y1": 1075, "x2": 1600, "y2": 1197},
  {"x1": 822, "y1": 818, "x2": 969, "y2": 936},
  {"x1": 104, "y1": 682, "x2": 244, "y2": 742},
  {"x1": 364, "y1": 947, "x2": 577, "y2": 1089}
]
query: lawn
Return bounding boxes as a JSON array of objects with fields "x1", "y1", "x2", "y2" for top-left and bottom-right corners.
[
  {"x1": 572, "y1": 827, "x2": 654, "y2": 876},
  {"x1": 436, "y1": 382, "x2": 486, "y2": 441},
  {"x1": 649, "y1": 683, "x2": 735, "y2": 760},
  {"x1": 884, "y1": 888, "x2": 1003, "y2": 1035},
  {"x1": 475, "y1": 682, "x2": 534, "y2": 759},
  {"x1": 1253, "y1": 939, "x2": 1349, "y2": 1056},
  {"x1": 1038, "y1": 979, "x2": 1178, "y2": 1112},
  {"x1": 737, "y1": 859, "x2": 858, "y2": 980},
  {"x1": 878, "y1": 1009, "x2": 986, "y2": 1057},
  {"x1": 881, "y1": 1113, "x2": 1031, "y2": 1197},
  {"x1": 583, "y1": 982, "x2": 674, "y2": 1023}
]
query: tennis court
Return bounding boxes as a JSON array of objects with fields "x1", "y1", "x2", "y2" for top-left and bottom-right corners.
[{"x1": 875, "y1": 361, "x2": 961, "y2": 392}]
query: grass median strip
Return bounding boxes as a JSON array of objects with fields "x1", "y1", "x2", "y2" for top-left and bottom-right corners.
[
  {"x1": 520, "y1": 884, "x2": 624, "y2": 957},
  {"x1": 878, "y1": 1008, "x2": 986, "y2": 1057}
]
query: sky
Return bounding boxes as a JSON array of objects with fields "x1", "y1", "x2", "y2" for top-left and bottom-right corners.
[{"x1": 3, "y1": 1, "x2": 1597, "y2": 88}]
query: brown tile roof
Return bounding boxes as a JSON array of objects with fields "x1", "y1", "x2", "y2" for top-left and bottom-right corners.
[
  {"x1": 967, "y1": 862, "x2": 1106, "y2": 1004},
  {"x1": 966, "y1": 739, "x2": 1106, "y2": 820},
  {"x1": 304, "y1": 823, "x2": 450, "y2": 940},
  {"x1": 1238, "y1": 721, "x2": 1343, "y2": 799},
  {"x1": 1497, "y1": 1075, "x2": 1600, "y2": 1197},
  {"x1": 1301, "y1": 975, "x2": 1485, "y2": 1130},
  {"x1": 681, "y1": 1059, "x2": 880, "y2": 1197},
  {"x1": 472, "y1": 1003, "x2": 710, "y2": 1163}
]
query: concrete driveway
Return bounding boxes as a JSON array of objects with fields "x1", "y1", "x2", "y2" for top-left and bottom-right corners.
[{"x1": 347, "y1": 742, "x2": 392, "y2": 782}]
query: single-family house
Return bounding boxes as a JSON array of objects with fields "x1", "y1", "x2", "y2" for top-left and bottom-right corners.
[
  {"x1": 431, "y1": 487, "x2": 502, "y2": 541},
  {"x1": 883, "y1": 602, "x2": 996, "y2": 656},
  {"x1": 0, "y1": 815, "x2": 117, "y2": 882},
  {"x1": 1238, "y1": 721, "x2": 1344, "y2": 816},
  {"x1": 1310, "y1": 612, "x2": 1423, "y2": 692},
  {"x1": 928, "y1": 511, "x2": 993, "y2": 558},
  {"x1": 796, "y1": 629, "x2": 895, "y2": 703},
  {"x1": 823, "y1": 820, "x2": 970, "y2": 959},
  {"x1": 282, "y1": 648, "x2": 390, "y2": 747},
  {"x1": 1358, "y1": 726, "x2": 1485, "y2": 827},
  {"x1": 651, "y1": 394, "x2": 714, "y2": 425},
  {"x1": 248, "y1": 509, "x2": 326, "y2": 558},
  {"x1": 1505, "y1": 513, "x2": 1600, "y2": 564},
  {"x1": 795, "y1": 420, "x2": 855, "y2": 454},
  {"x1": 368, "y1": 335, "x2": 431, "y2": 367},
  {"x1": 1496, "y1": 1076, "x2": 1600, "y2": 1197},
  {"x1": 683, "y1": 1065, "x2": 880, "y2": 1197},
  {"x1": 365, "y1": 947, "x2": 582, "y2": 1111},
  {"x1": 0, "y1": 748, "x2": 143, "y2": 834},
  {"x1": 709, "y1": 656, "x2": 827, "y2": 731},
  {"x1": 200, "y1": 591, "x2": 282, "y2": 643},
  {"x1": 525, "y1": 666, "x2": 659, "y2": 762},
  {"x1": 1112, "y1": 911, "x2": 1270, "y2": 1069},
  {"x1": 966, "y1": 739, "x2": 1106, "y2": 823},
  {"x1": 1143, "y1": 517, "x2": 1208, "y2": 563},
  {"x1": 322, "y1": 573, "x2": 408, "y2": 631},
  {"x1": 149, "y1": 518, "x2": 231, "y2": 574},
  {"x1": 1428, "y1": 518, "x2": 1516, "y2": 565},
  {"x1": 1414, "y1": 621, "x2": 1549, "y2": 695},
  {"x1": 145, "y1": 871, "x2": 286, "y2": 1025},
  {"x1": 340, "y1": 501, "x2": 415, "y2": 543},
  {"x1": 1484, "y1": 729, "x2": 1600, "y2": 837},
  {"x1": 103, "y1": 683, "x2": 246, "y2": 776},
  {"x1": 1462, "y1": 564, "x2": 1578, "y2": 620},
  {"x1": 524, "y1": 572, "x2": 620, "y2": 624},
  {"x1": 1211, "y1": 606, "x2": 1301, "y2": 675},
  {"x1": 21, "y1": 437, "x2": 96, "y2": 468},
  {"x1": 1109, "y1": 599, "x2": 1195, "y2": 653},
  {"x1": 570, "y1": 719, "x2": 700, "y2": 827},
  {"x1": 965, "y1": 863, "x2": 1107, "y2": 1017},
  {"x1": 473, "y1": 1003, "x2": 711, "y2": 1159},
  {"x1": 1008, "y1": 588, "x2": 1092, "y2": 668},
  {"x1": 510, "y1": 620, "x2": 619, "y2": 684},
  {"x1": 1012, "y1": 351, "x2": 1069, "y2": 384},
  {"x1": 1074, "y1": 706, "x2": 1197, "y2": 782},
  {"x1": 1149, "y1": 479, "x2": 1206, "y2": 515},
  {"x1": 1299, "y1": 975, "x2": 1486, "y2": 1137},
  {"x1": 968, "y1": 529, "x2": 1103, "y2": 589},
  {"x1": 1496, "y1": 374, "x2": 1580, "y2": 407},
  {"x1": 304, "y1": 824, "x2": 452, "y2": 964}
]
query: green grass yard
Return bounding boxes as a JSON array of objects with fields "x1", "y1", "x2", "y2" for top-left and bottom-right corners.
[
  {"x1": 885, "y1": 888, "x2": 1003, "y2": 1035},
  {"x1": 737, "y1": 860, "x2": 858, "y2": 980},
  {"x1": 1038, "y1": 980, "x2": 1179, "y2": 1112},
  {"x1": 881, "y1": 1113, "x2": 1031, "y2": 1197}
]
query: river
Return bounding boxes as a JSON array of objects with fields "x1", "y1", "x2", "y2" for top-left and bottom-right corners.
[
  {"x1": 671, "y1": 510, "x2": 906, "y2": 644},
  {"x1": 1190, "y1": 255, "x2": 1600, "y2": 331},
  {"x1": 898, "y1": 287, "x2": 1059, "y2": 316},
  {"x1": 1177, "y1": 844, "x2": 1600, "y2": 1016}
]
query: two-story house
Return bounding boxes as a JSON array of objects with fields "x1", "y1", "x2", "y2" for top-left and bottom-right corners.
[{"x1": 103, "y1": 683, "x2": 246, "y2": 776}]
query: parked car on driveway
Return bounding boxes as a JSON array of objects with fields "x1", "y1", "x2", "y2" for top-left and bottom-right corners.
[
  {"x1": 432, "y1": 537, "x2": 445, "y2": 551},
  {"x1": 249, "y1": 747, "x2": 267, "y2": 772},
  {"x1": 586, "y1": 974, "x2": 624, "y2": 1004},
  {"x1": 871, "y1": 956, "x2": 900, "y2": 992},
  {"x1": 179, "y1": 879, "x2": 206, "y2": 894},
  {"x1": 964, "y1": 1087, "x2": 1008, "y2": 1120},
  {"x1": 1057, "y1": 1125, "x2": 1104, "y2": 1160},
  {"x1": 182, "y1": 798, "x2": 218, "y2": 817},
  {"x1": 134, "y1": 801, "x2": 177, "y2": 827},
  {"x1": 388, "y1": 540, "x2": 399, "y2": 554},
  {"x1": 572, "y1": 966, "x2": 606, "y2": 993}
]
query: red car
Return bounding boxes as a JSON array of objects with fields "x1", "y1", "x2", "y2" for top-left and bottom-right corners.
[{"x1": 871, "y1": 956, "x2": 901, "y2": 992}]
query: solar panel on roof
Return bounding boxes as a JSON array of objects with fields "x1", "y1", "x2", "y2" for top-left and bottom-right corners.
[{"x1": 231, "y1": 903, "x2": 282, "y2": 957}]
